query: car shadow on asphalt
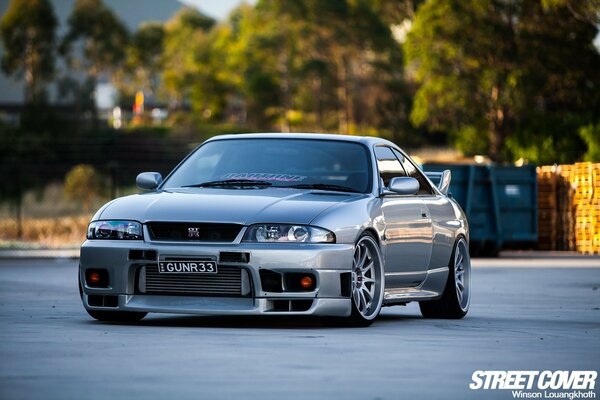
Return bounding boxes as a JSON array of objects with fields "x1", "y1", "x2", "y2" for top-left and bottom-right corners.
[{"x1": 81, "y1": 313, "x2": 423, "y2": 329}]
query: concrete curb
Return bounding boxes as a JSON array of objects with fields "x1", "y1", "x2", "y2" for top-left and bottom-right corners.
[
  {"x1": 499, "y1": 250, "x2": 600, "y2": 259},
  {"x1": 0, "y1": 249, "x2": 80, "y2": 259}
]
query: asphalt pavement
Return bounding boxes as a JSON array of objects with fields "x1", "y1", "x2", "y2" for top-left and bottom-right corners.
[{"x1": 0, "y1": 256, "x2": 599, "y2": 400}]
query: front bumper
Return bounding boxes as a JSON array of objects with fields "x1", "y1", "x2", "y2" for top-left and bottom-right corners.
[{"x1": 79, "y1": 240, "x2": 354, "y2": 317}]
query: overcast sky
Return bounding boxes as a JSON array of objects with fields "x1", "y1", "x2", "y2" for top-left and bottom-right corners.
[{"x1": 180, "y1": 0, "x2": 257, "y2": 20}]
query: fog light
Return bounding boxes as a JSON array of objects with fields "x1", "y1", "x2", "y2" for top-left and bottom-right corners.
[
  {"x1": 89, "y1": 272, "x2": 101, "y2": 284},
  {"x1": 300, "y1": 275, "x2": 314, "y2": 289},
  {"x1": 283, "y1": 272, "x2": 316, "y2": 291},
  {"x1": 85, "y1": 269, "x2": 109, "y2": 288}
]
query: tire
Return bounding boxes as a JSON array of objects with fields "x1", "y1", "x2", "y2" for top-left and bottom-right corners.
[
  {"x1": 419, "y1": 237, "x2": 471, "y2": 319},
  {"x1": 337, "y1": 232, "x2": 385, "y2": 327},
  {"x1": 79, "y1": 271, "x2": 147, "y2": 323}
]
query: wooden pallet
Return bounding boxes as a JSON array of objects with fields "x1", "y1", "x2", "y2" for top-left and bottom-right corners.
[{"x1": 539, "y1": 162, "x2": 600, "y2": 254}]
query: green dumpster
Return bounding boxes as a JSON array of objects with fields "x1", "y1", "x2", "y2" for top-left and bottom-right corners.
[{"x1": 423, "y1": 163, "x2": 538, "y2": 256}]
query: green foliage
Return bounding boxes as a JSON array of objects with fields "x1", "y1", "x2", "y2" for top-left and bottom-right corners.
[
  {"x1": 0, "y1": 0, "x2": 58, "y2": 102},
  {"x1": 3, "y1": 0, "x2": 599, "y2": 169},
  {"x1": 451, "y1": 126, "x2": 489, "y2": 157},
  {"x1": 405, "y1": 0, "x2": 600, "y2": 162},
  {"x1": 161, "y1": 8, "x2": 216, "y2": 107},
  {"x1": 579, "y1": 124, "x2": 600, "y2": 162},
  {"x1": 123, "y1": 23, "x2": 165, "y2": 95},
  {"x1": 505, "y1": 113, "x2": 588, "y2": 164},
  {"x1": 61, "y1": 0, "x2": 129, "y2": 77},
  {"x1": 191, "y1": 0, "x2": 408, "y2": 132},
  {"x1": 64, "y1": 164, "x2": 101, "y2": 211},
  {"x1": 541, "y1": 0, "x2": 599, "y2": 23}
]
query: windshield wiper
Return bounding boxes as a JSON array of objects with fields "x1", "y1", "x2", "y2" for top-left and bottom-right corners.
[
  {"x1": 182, "y1": 179, "x2": 273, "y2": 188},
  {"x1": 284, "y1": 183, "x2": 360, "y2": 193}
]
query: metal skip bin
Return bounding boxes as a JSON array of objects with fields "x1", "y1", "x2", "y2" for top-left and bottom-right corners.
[{"x1": 423, "y1": 163, "x2": 538, "y2": 256}]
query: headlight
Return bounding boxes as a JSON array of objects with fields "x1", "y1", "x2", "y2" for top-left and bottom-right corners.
[
  {"x1": 243, "y1": 224, "x2": 335, "y2": 243},
  {"x1": 87, "y1": 221, "x2": 143, "y2": 240}
]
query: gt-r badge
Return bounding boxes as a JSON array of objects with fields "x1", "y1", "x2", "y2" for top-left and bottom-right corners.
[{"x1": 188, "y1": 227, "x2": 200, "y2": 238}]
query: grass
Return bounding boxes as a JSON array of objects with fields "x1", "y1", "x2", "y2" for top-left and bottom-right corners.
[{"x1": 0, "y1": 216, "x2": 90, "y2": 249}]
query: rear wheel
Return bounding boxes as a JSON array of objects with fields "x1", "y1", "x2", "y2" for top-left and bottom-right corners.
[
  {"x1": 419, "y1": 237, "x2": 470, "y2": 319},
  {"x1": 345, "y1": 233, "x2": 385, "y2": 327}
]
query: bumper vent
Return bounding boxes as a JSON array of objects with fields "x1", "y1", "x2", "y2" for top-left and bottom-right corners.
[
  {"x1": 140, "y1": 264, "x2": 250, "y2": 297},
  {"x1": 129, "y1": 249, "x2": 157, "y2": 261},
  {"x1": 87, "y1": 295, "x2": 118, "y2": 308},
  {"x1": 219, "y1": 252, "x2": 250, "y2": 263},
  {"x1": 147, "y1": 222, "x2": 243, "y2": 242}
]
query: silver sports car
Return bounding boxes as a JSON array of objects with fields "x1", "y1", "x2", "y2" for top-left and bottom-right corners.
[{"x1": 79, "y1": 133, "x2": 470, "y2": 326}]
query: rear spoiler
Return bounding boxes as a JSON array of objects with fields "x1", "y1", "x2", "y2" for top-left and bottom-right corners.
[{"x1": 424, "y1": 170, "x2": 451, "y2": 195}]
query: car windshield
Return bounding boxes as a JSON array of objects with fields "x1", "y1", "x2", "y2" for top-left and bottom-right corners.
[{"x1": 162, "y1": 138, "x2": 372, "y2": 193}]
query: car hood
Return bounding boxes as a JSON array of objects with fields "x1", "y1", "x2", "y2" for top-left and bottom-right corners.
[{"x1": 97, "y1": 187, "x2": 366, "y2": 225}]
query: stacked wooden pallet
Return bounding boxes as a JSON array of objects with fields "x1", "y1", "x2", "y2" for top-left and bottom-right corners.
[
  {"x1": 537, "y1": 162, "x2": 600, "y2": 253},
  {"x1": 572, "y1": 162, "x2": 598, "y2": 254},
  {"x1": 556, "y1": 165, "x2": 576, "y2": 251},
  {"x1": 537, "y1": 166, "x2": 558, "y2": 250},
  {"x1": 593, "y1": 166, "x2": 600, "y2": 252}
]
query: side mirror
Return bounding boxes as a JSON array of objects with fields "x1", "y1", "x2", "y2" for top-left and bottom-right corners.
[
  {"x1": 388, "y1": 177, "x2": 419, "y2": 195},
  {"x1": 136, "y1": 172, "x2": 162, "y2": 190}
]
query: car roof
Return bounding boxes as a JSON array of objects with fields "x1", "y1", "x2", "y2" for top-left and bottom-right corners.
[{"x1": 205, "y1": 132, "x2": 399, "y2": 148}]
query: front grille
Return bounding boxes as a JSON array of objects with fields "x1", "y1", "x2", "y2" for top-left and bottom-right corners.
[
  {"x1": 141, "y1": 264, "x2": 247, "y2": 296},
  {"x1": 147, "y1": 222, "x2": 243, "y2": 242}
]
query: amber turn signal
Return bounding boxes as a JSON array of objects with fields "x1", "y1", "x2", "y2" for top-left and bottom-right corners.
[
  {"x1": 85, "y1": 269, "x2": 109, "y2": 288},
  {"x1": 89, "y1": 272, "x2": 101, "y2": 284},
  {"x1": 300, "y1": 275, "x2": 314, "y2": 289}
]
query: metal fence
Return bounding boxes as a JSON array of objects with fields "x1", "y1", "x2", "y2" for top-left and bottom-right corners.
[{"x1": 0, "y1": 131, "x2": 194, "y2": 247}]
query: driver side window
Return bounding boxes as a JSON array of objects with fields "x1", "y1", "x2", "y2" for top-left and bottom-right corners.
[
  {"x1": 392, "y1": 149, "x2": 434, "y2": 195},
  {"x1": 374, "y1": 146, "x2": 407, "y2": 187}
]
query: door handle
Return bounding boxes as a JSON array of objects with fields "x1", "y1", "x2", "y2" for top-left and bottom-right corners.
[{"x1": 421, "y1": 209, "x2": 428, "y2": 218}]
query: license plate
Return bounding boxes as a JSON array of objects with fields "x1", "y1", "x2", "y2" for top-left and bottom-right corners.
[{"x1": 158, "y1": 261, "x2": 218, "y2": 274}]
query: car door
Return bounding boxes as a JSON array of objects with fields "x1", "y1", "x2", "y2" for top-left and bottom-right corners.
[
  {"x1": 375, "y1": 146, "x2": 433, "y2": 288},
  {"x1": 394, "y1": 148, "x2": 453, "y2": 271}
]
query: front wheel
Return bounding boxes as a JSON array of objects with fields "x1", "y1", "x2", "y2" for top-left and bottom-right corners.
[
  {"x1": 419, "y1": 237, "x2": 471, "y2": 319},
  {"x1": 346, "y1": 233, "x2": 385, "y2": 327}
]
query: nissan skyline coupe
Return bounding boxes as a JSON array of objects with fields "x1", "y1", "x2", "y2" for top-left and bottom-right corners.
[{"x1": 79, "y1": 133, "x2": 470, "y2": 326}]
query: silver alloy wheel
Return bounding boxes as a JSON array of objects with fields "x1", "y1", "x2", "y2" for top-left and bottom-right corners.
[
  {"x1": 454, "y1": 238, "x2": 471, "y2": 311},
  {"x1": 351, "y1": 236, "x2": 384, "y2": 320}
]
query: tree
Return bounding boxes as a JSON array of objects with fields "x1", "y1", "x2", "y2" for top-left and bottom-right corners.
[
  {"x1": 579, "y1": 124, "x2": 600, "y2": 162},
  {"x1": 217, "y1": 0, "x2": 399, "y2": 132},
  {"x1": 61, "y1": 0, "x2": 129, "y2": 113},
  {"x1": 541, "y1": 0, "x2": 599, "y2": 24},
  {"x1": 161, "y1": 8, "x2": 215, "y2": 109},
  {"x1": 0, "y1": 0, "x2": 57, "y2": 103},
  {"x1": 267, "y1": 0, "x2": 394, "y2": 133},
  {"x1": 119, "y1": 22, "x2": 165, "y2": 96},
  {"x1": 405, "y1": 0, "x2": 600, "y2": 162}
]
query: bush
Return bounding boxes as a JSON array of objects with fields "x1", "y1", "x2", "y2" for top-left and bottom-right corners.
[{"x1": 64, "y1": 164, "x2": 102, "y2": 211}]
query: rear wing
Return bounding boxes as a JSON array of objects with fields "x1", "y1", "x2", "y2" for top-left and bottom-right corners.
[{"x1": 424, "y1": 170, "x2": 451, "y2": 195}]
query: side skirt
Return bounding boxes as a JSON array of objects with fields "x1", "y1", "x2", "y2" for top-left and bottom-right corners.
[{"x1": 383, "y1": 267, "x2": 449, "y2": 305}]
